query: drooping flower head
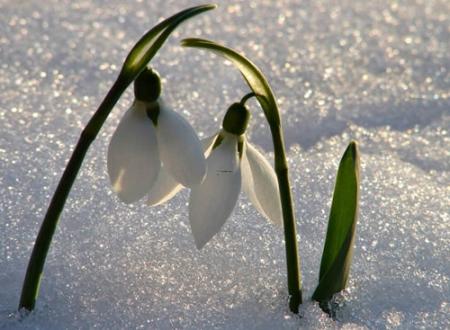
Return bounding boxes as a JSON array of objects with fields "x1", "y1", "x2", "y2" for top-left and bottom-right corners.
[
  {"x1": 107, "y1": 68, "x2": 206, "y2": 204},
  {"x1": 189, "y1": 102, "x2": 283, "y2": 249}
]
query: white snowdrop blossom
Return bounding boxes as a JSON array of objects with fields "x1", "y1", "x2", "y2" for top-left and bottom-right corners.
[
  {"x1": 189, "y1": 130, "x2": 283, "y2": 249},
  {"x1": 107, "y1": 99, "x2": 206, "y2": 204}
]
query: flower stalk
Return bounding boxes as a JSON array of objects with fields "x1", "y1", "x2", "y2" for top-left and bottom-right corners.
[
  {"x1": 19, "y1": 76, "x2": 129, "y2": 311},
  {"x1": 240, "y1": 92, "x2": 258, "y2": 105},
  {"x1": 18, "y1": 4, "x2": 215, "y2": 311},
  {"x1": 181, "y1": 38, "x2": 302, "y2": 313},
  {"x1": 270, "y1": 123, "x2": 303, "y2": 312}
]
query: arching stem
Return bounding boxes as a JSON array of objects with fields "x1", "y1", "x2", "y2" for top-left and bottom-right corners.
[
  {"x1": 240, "y1": 92, "x2": 258, "y2": 105},
  {"x1": 18, "y1": 4, "x2": 216, "y2": 312},
  {"x1": 19, "y1": 76, "x2": 130, "y2": 311},
  {"x1": 181, "y1": 38, "x2": 303, "y2": 313}
]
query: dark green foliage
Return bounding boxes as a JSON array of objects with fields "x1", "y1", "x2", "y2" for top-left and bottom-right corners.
[{"x1": 313, "y1": 142, "x2": 360, "y2": 307}]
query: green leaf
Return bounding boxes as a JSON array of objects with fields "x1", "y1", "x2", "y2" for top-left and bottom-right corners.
[
  {"x1": 181, "y1": 38, "x2": 280, "y2": 126},
  {"x1": 120, "y1": 4, "x2": 216, "y2": 82},
  {"x1": 312, "y1": 141, "x2": 360, "y2": 303}
]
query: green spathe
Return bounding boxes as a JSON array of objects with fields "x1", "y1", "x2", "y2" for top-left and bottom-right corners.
[
  {"x1": 312, "y1": 141, "x2": 360, "y2": 305},
  {"x1": 181, "y1": 38, "x2": 280, "y2": 127},
  {"x1": 121, "y1": 4, "x2": 217, "y2": 82}
]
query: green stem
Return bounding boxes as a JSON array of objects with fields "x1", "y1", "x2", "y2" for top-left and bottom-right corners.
[
  {"x1": 238, "y1": 92, "x2": 302, "y2": 312},
  {"x1": 270, "y1": 122, "x2": 302, "y2": 313},
  {"x1": 171, "y1": 37, "x2": 303, "y2": 313},
  {"x1": 19, "y1": 76, "x2": 130, "y2": 311},
  {"x1": 240, "y1": 92, "x2": 258, "y2": 105},
  {"x1": 18, "y1": 4, "x2": 216, "y2": 312}
]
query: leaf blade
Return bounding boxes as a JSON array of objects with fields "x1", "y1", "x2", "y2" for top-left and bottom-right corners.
[{"x1": 312, "y1": 141, "x2": 360, "y2": 302}]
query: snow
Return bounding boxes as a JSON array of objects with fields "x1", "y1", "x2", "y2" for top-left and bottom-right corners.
[{"x1": 1, "y1": 0, "x2": 449, "y2": 329}]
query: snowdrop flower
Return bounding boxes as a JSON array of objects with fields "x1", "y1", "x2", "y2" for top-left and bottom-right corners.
[
  {"x1": 107, "y1": 68, "x2": 206, "y2": 204},
  {"x1": 189, "y1": 102, "x2": 283, "y2": 249}
]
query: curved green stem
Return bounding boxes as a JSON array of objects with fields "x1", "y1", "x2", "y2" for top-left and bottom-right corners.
[
  {"x1": 19, "y1": 77, "x2": 129, "y2": 311},
  {"x1": 18, "y1": 4, "x2": 216, "y2": 312},
  {"x1": 181, "y1": 38, "x2": 302, "y2": 313},
  {"x1": 240, "y1": 92, "x2": 258, "y2": 105}
]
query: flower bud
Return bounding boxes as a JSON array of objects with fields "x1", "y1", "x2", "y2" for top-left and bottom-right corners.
[
  {"x1": 134, "y1": 68, "x2": 161, "y2": 102},
  {"x1": 222, "y1": 102, "x2": 250, "y2": 135}
]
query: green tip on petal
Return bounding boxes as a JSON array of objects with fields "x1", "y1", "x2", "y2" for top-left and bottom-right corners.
[
  {"x1": 312, "y1": 141, "x2": 360, "y2": 310},
  {"x1": 120, "y1": 4, "x2": 217, "y2": 83}
]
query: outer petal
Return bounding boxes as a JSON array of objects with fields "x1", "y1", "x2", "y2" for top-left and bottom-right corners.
[
  {"x1": 146, "y1": 166, "x2": 182, "y2": 206},
  {"x1": 189, "y1": 134, "x2": 241, "y2": 249},
  {"x1": 146, "y1": 133, "x2": 219, "y2": 206},
  {"x1": 107, "y1": 101, "x2": 160, "y2": 204},
  {"x1": 155, "y1": 103, "x2": 206, "y2": 187},
  {"x1": 201, "y1": 133, "x2": 219, "y2": 157},
  {"x1": 242, "y1": 141, "x2": 283, "y2": 226}
]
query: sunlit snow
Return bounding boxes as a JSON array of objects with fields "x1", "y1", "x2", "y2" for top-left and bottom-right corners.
[{"x1": 1, "y1": 0, "x2": 449, "y2": 329}]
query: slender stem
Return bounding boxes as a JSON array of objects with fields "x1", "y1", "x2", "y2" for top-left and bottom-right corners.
[
  {"x1": 240, "y1": 92, "x2": 258, "y2": 105},
  {"x1": 270, "y1": 122, "x2": 302, "y2": 313},
  {"x1": 19, "y1": 76, "x2": 130, "y2": 311}
]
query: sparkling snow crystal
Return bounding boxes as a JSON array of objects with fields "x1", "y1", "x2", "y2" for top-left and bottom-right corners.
[{"x1": 1, "y1": 0, "x2": 449, "y2": 329}]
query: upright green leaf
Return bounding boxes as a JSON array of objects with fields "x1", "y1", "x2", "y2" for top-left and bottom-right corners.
[
  {"x1": 312, "y1": 141, "x2": 360, "y2": 305},
  {"x1": 121, "y1": 5, "x2": 216, "y2": 82}
]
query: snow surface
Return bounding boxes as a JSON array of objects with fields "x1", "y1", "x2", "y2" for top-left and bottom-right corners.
[{"x1": 1, "y1": 0, "x2": 449, "y2": 329}]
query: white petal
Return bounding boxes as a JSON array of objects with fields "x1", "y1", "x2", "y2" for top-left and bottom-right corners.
[
  {"x1": 189, "y1": 135, "x2": 241, "y2": 249},
  {"x1": 146, "y1": 133, "x2": 219, "y2": 206},
  {"x1": 242, "y1": 142, "x2": 283, "y2": 226},
  {"x1": 201, "y1": 133, "x2": 219, "y2": 157},
  {"x1": 146, "y1": 166, "x2": 182, "y2": 206},
  {"x1": 155, "y1": 103, "x2": 206, "y2": 187},
  {"x1": 107, "y1": 102, "x2": 160, "y2": 204}
]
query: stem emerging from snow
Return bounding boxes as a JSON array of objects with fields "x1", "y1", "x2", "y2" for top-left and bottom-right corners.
[
  {"x1": 181, "y1": 37, "x2": 303, "y2": 313},
  {"x1": 18, "y1": 4, "x2": 216, "y2": 311},
  {"x1": 269, "y1": 121, "x2": 302, "y2": 312},
  {"x1": 19, "y1": 76, "x2": 130, "y2": 311},
  {"x1": 239, "y1": 92, "x2": 303, "y2": 312}
]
